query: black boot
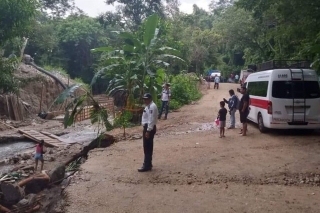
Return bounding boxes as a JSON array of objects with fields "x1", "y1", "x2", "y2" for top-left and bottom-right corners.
[{"x1": 138, "y1": 166, "x2": 152, "y2": 172}]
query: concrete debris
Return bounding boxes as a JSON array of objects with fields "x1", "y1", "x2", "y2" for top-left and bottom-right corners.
[
  {"x1": 0, "y1": 183, "x2": 25, "y2": 206},
  {"x1": 48, "y1": 165, "x2": 66, "y2": 185}
]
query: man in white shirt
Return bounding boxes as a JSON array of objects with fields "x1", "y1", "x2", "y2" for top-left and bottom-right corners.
[
  {"x1": 139, "y1": 93, "x2": 158, "y2": 172},
  {"x1": 158, "y1": 83, "x2": 171, "y2": 120},
  {"x1": 214, "y1": 75, "x2": 220, "y2": 89},
  {"x1": 235, "y1": 74, "x2": 239, "y2": 83}
]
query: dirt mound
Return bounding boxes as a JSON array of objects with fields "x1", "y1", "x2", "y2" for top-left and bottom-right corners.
[{"x1": 0, "y1": 64, "x2": 76, "y2": 121}]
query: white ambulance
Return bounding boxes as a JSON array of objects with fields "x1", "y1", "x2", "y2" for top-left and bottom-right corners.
[{"x1": 242, "y1": 60, "x2": 320, "y2": 132}]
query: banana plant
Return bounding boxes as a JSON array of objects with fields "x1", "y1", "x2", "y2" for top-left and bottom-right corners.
[
  {"x1": 91, "y1": 14, "x2": 185, "y2": 106},
  {"x1": 53, "y1": 84, "x2": 113, "y2": 132}
]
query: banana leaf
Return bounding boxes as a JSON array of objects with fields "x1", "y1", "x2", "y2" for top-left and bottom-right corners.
[
  {"x1": 54, "y1": 84, "x2": 82, "y2": 105},
  {"x1": 91, "y1": 64, "x2": 121, "y2": 86},
  {"x1": 158, "y1": 54, "x2": 185, "y2": 62},
  {"x1": 144, "y1": 14, "x2": 159, "y2": 47}
]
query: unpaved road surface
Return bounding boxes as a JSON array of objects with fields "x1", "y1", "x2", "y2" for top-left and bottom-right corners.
[{"x1": 67, "y1": 83, "x2": 320, "y2": 213}]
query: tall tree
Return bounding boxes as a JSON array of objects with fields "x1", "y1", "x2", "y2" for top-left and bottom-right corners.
[
  {"x1": 56, "y1": 15, "x2": 109, "y2": 80},
  {"x1": 40, "y1": 0, "x2": 75, "y2": 17},
  {"x1": 104, "y1": 0, "x2": 165, "y2": 30},
  {"x1": 0, "y1": 0, "x2": 38, "y2": 44}
]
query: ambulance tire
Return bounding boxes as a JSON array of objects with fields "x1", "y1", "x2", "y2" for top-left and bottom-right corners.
[{"x1": 258, "y1": 113, "x2": 267, "y2": 133}]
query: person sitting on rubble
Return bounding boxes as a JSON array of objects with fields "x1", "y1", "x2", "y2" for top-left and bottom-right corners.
[{"x1": 34, "y1": 140, "x2": 46, "y2": 172}]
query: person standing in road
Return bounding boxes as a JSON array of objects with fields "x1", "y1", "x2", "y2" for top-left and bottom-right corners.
[
  {"x1": 239, "y1": 86, "x2": 250, "y2": 136},
  {"x1": 235, "y1": 74, "x2": 239, "y2": 83},
  {"x1": 158, "y1": 83, "x2": 171, "y2": 120},
  {"x1": 214, "y1": 75, "x2": 220, "y2": 89},
  {"x1": 139, "y1": 93, "x2": 158, "y2": 172},
  {"x1": 223, "y1": 89, "x2": 238, "y2": 129},
  {"x1": 218, "y1": 101, "x2": 228, "y2": 138}
]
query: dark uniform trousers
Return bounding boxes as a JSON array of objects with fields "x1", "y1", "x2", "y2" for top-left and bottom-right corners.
[{"x1": 143, "y1": 124, "x2": 157, "y2": 168}]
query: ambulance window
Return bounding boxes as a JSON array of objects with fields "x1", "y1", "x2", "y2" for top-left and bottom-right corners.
[
  {"x1": 248, "y1": 81, "x2": 268, "y2": 97},
  {"x1": 272, "y1": 81, "x2": 320, "y2": 99}
]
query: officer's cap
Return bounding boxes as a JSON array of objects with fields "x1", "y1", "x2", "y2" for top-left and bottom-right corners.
[{"x1": 142, "y1": 93, "x2": 152, "y2": 99}]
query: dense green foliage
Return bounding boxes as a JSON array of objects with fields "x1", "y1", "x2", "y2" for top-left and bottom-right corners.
[
  {"x1": 1, "y1": 0, "x2": 319, "y2": 98},
  {"x1": 169, "y1": 74, "x2": 202, "y2": 109},
  {"x1": 0, "y1": 58, "x2": 19, "y2": 94},
  {"x1": 92, "y1": 14, "x2": 184, "y2": 108}
]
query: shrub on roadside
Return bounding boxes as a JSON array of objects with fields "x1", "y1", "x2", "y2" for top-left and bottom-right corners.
[
  {"x1": 168, "y1": 99, "x2": 181, "y2": 110},
  {"x1": 170, "y1": 74, "x2": 202, "y2": 107}
]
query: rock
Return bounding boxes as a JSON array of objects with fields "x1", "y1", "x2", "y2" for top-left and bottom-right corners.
[
  {"x1": 49, "y1": 165, "x2": 66, "y2": 185},
  {"x1": 11, "y1": 157, "x2": 20, "y2": 164},
  {"x1": 21, "y1": 153, "x2": 32, "y2": 160},
  {"x1": 0, "y1": 183, "x2": 25, "y2": 206},
  {"x1": 314, "y1": 177, "x2": 320, "y2": 183},
  {"x1": 26, "y1": 160, "x2": 33, "y2": 165},
  {"x1": 131, "y1": 135, "x2": 142, "y2": 140},
  {"x1": 17, "y1": 194, "x2": 36, "y2": 208},
  {"x1": 48, "y1": 149, "x2": 54, "y2": 154},
  {"x1": 48, "y1": 156, "x2": 55, "y2": 162}
]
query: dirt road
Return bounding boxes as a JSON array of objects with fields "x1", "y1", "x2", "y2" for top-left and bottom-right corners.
[{"x1": 66, "y1": 83, "x2": 320, "y2": 213}]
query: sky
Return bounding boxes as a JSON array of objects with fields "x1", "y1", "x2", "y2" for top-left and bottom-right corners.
[{"x1": 74, "y1": 0, "x2": 212, "y2": 17}]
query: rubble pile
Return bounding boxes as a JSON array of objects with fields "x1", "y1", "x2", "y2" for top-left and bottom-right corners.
[
  {"x1": 0, "y1": 165, "x2": 65, "y2": 213},
  {"x1": 0, "y1": 133, "x2": 116, "y2": 212}
]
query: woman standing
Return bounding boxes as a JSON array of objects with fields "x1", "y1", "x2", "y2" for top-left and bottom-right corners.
[{"x1": 34, "y1": 140, "x2": 45, "y2": 171}]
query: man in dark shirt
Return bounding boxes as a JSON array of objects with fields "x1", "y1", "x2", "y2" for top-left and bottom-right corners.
[
  {"x1": 223, "y1": 89, "x2": 238, "y2": 129},
  {"x1": 218, "y1": 101, "x2": 228, "y2": 138},
  {"x1": 239, "y1": 86, "x2": 250, "y2": 136}
]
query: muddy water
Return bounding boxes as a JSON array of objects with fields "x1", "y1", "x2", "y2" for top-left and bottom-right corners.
[
  {"x1": 0, "y1": 141, "x2": 34, "y2": 174},
  {"x1": 0, "y1": 141, "x2": 34, "y2": 159}
]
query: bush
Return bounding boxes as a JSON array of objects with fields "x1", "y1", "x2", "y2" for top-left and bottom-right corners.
[
  {"x1": 170, "y1": 74, "x2": 202, "y2": 107},
  {"x1": 168, "y1": 99, "x2": 181, "y2": 110},
  {"x1": 0, "y1": 58, "x2": 19, "y2": 94}
]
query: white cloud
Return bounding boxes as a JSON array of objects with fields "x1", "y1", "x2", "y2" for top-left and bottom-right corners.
[
  {"x1": 180, "y1": 0, "x2": 212, "y2": 13},
  {"x1": 74, "y1": 0, "x2": 212, "y2": 17},
  {"x1": 74, "y1": 0, "x2": 115, "y2": 17}
]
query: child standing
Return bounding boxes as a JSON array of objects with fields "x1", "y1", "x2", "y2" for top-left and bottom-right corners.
[
  {"x1": 34, "y1": 140, "x2": 45, "y2": 171},
  {"x1": 218, "y1": 101, "x2": 228, "y2": 138}
]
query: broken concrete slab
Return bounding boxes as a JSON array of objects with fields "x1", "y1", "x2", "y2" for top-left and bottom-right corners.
[
  {"x1": 49, "y1": 165, "x2": 66, "y2": 185},
  {"x1": 0, "y1": 183, "x2": 25, "y2": 206}
]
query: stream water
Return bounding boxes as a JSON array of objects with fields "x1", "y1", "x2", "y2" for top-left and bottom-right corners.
[
  {"x1": 0, "y1": 141, "x2": 34, "y2": 175},
  {"x1": 0, "y1": 141, "x2": 34, "y2": 160}
]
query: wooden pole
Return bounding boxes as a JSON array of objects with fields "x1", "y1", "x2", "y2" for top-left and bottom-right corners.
[
  {"x1": 5, "y1": 95, "x2": 11, "y2": 119},
  {"x1": 39, "y1": 83, "x2": 44, "y2": 112}
]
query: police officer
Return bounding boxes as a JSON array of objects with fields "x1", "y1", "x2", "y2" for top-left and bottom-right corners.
[{"x1": 139, "y1": 93, "x2": 158, "y2": 172}]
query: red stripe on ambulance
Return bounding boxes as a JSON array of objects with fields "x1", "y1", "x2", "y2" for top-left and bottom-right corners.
[{"x1": 250, "y1": 98, "x2": 273, "y2": 114}]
